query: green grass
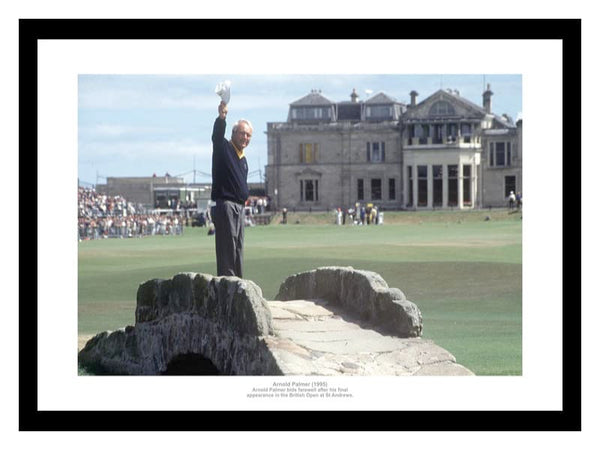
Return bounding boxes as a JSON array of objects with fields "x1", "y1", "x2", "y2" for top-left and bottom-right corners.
[{"x1": 78, "y1": 210, "x2": 522, "y2": 375}]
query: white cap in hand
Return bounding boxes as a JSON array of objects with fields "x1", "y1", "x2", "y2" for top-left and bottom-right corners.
[{"x1": 215, "y1": 80, "x2": 231, "y2": 104}]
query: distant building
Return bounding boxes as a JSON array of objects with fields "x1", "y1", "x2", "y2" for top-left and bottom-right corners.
[
  {"x1": 265, "y1": 85, "x2": 521, "y2": 211},
  {"x1": 96, "y1": 175, "x2": 212, "y2": 209},
  {"x1": 94, "y1": 176, "x2": 266, "y2": 210}
]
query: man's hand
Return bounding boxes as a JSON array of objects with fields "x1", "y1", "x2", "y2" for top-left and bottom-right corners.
[{"x1": 218, "y1": 101, "x2": 228, "y2": 120}]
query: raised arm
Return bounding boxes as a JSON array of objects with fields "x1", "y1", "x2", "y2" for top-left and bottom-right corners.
[
  {"x1": 212, "y1": 101, "x2": 228, "y2": 145},
  {"x1": 218, "y1": 100, "x2": 227, "y2": 120}
]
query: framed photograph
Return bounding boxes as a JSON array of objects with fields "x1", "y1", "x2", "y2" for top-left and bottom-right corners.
[{"x1": 20, "y1": 18, "x2": 581, "y2": 431}]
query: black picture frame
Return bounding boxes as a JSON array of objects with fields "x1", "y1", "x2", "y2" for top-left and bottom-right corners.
[{"x1": 19, "y1": 18, "x2": 581, "y2": 432}]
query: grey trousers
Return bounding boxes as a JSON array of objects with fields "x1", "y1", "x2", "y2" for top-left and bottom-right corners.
[{"x1": 212, "y1": 199, "x2": 244, "y2": 278}]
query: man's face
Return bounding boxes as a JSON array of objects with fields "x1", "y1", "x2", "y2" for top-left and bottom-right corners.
[{"x1": 232, "y1": 122, "x2": 252, "y2": 151}]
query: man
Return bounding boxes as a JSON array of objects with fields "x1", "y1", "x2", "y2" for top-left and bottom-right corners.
[
  {"x1": 508, "y1": 191, "x2": 516, "y2": 210},
  {"x1": 211, "y1": 100, "x2": 252, "y2": 277}
]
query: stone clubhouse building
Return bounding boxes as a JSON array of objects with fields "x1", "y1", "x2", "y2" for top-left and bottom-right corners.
[{"x1": 265, "y1": 84, "x2": 521, "y2": 211}]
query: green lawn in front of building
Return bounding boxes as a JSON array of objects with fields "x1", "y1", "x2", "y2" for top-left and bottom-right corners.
[{"x1": 78, "y1": 211, "x2": 522, "y2": 375}]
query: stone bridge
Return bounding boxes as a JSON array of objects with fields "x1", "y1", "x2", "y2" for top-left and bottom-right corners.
[{"x1": 78, "y1": 266, "x2": 473, "y2": 376}]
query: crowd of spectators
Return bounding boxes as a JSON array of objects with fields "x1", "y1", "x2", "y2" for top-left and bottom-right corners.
[
  {"x1": 246, "y1": 196, "x2": 269, "y2": 215},
  {"x1": 335, "y1": 202, "x2": 383, "y2": 226},
  {"x1": 78, "y1": 186, "x2": 136, "y2": 219},
  {"x1": 78, "y1": 187, "x2": 184, "y2": 240},
  {"x1": 78, "y1": 187, "x2": 275, "y2": 241}
]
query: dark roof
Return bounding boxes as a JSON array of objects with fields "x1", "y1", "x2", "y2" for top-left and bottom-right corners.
[
  {"x1": 444, "y1": 89, "x2": 487, "y2": 114},
  {"x1": 290, "y1": 90, "x2": 334, "y2": 106},
  {"x1": 365, "y1": 92, "x2": 398, "y2": 104},
  {"x1": 417, "y1": 89, "x2": 486, "y2": 115},
  {"x1": 428, "y1": 89, "x2": 516, "y2": 128}
]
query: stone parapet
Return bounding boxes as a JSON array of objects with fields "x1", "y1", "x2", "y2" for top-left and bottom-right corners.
[
  {"x1": 135, "y1": 273, "x2": 273, "y2": 337},
  {"x1": 79, "y1": 273, "x2": 277, "y2": 375},
  {"x1": 275, "y1": 266, "x2": 423, "y2": 338}
]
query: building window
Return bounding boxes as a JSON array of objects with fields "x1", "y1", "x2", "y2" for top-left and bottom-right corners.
[
  {"x1": 505, "y1": 176, "x2": 516, "y2": 198},
  {"x1": 388, "y1": 178, "x2": 396, "y2": 201},
  {"x1": 461, "y1": 123, "x2": 472, "y2": 143},
  {"x1": 463, "y1": 165, "x2": 472, "y2": 206},
  {"x1": 421, "y1": 125, "x2": 429, "y2": 144},
  {"x1": 433, "y1": 124, "x2": 443, "y2": 144},
  {"x1": 447, "y1": 123, "x2": 458, "y2": 143},
  {"x1": 417, "y1": 165, "x2": 428, "y2": 207},
  {"x1": 292, "y1": 107, "x2": 331, "y2": 120},
  {"x1": 412, "y1": 124, "x2": 428, "y2": 144},
  {"x1": 407, "y1": 167, "x2": 413, "y2": 207},
  {"x1": 366, "y1": 105, "x2": 392, "y2": 120},
  {"x1": 357, "y1": 179, "x2": 364, "y2": 201},
  {"x1": 433, "y1": 165, "x2": 443, "y2": 207},
  {"x1": 429, "y1": 101, "x2": 456, "y2": 116},
  {"x1": 367, "y1": 142, "x2": 385, "y2": 162},
  {"x1": 371, "y1": 179, "x2": 382, "y2": 200},
  {"x1": 299, "y1": 143, "x2": 318, "y2": 164},
  {"x1": 490, "y1": 142, "x2": 512, "y2": 167},
  {"x1": 495, "y1": 142, "x2": 505, "y2": 166},
  {"x1": 300, "y1": 179, "x2": 319, "y2": 202},
  {"x1": 448, "y1": 164, "x2": 458, "y2": 207}
]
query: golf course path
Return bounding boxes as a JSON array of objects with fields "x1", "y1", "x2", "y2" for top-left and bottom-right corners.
[{"x1": 266, "y1": 299, "x2": 474, "y2": 376}]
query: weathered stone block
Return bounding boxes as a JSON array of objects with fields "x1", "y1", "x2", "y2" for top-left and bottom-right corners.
[
  {"x1": 168, "y1": 273, "x2": 194, "y2": 313},
  {"x1": 191, "y1": 273, "x2": 213, "y2": 313},
  {"x1": 135, "y1": 279, "x2": 162, "y2": 323},
  {"x1": 374, "y1": 288, "x2": 423, "y2": 337},
  {"x1": 276, "y1": 270, "x2": 316, "y2": 300},
  {"x1": 80, "y1": 272, "x2": 276, "y2": 375}
]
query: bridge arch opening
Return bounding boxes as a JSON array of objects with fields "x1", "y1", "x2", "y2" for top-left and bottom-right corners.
[{"x1": 161, "y1": 353, "x2": 222, "y2": 375}]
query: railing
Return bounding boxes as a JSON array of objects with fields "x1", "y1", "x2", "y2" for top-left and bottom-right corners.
[
  {"x1": 78, "y1": 222, "x2": 184, "y2": 240},
  {"x1": 406, "y1": 136, "x2": 480, "y2": 146}
]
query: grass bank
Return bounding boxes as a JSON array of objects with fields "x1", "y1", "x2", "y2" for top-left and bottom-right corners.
[{"x1": 267, "y1": 208, "x2": 522, "y2": 225}]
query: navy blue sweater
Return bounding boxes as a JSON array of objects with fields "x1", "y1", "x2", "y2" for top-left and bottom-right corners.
[{"x1": 211, "y1": 117, "x2": 249, "y2": 204}]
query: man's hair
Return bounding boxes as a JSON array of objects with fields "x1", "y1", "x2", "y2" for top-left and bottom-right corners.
[{"x1": 232, "y1": 119, "x2": 253, "y2": 135}]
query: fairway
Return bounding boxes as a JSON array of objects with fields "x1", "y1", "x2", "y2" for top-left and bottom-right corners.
[{"x1": 78, "y1": 211, "x2": 522, "y2": 375}]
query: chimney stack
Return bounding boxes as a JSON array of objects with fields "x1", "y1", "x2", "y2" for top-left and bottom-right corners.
[
  {"x1": 483, "y1": 83, "x2": 493, "y2": 114},
  {"x1": 350, "y1": 88, "x2": 359, "y2": 103},
  {"x1": 410, "y1": 90, "x2": 419, "y2": 107}
]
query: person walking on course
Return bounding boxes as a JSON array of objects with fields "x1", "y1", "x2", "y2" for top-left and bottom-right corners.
[
  {"x1": 211, "y1": 100, "x2": 252, "y2": 277},
  {"x1": 508, "y1": 191, "x2": 516, "y2": 210}
]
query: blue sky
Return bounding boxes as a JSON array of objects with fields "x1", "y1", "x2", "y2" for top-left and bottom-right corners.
[{"x1": 78, "y1": 74, "x2": 521, "y2": 185}]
